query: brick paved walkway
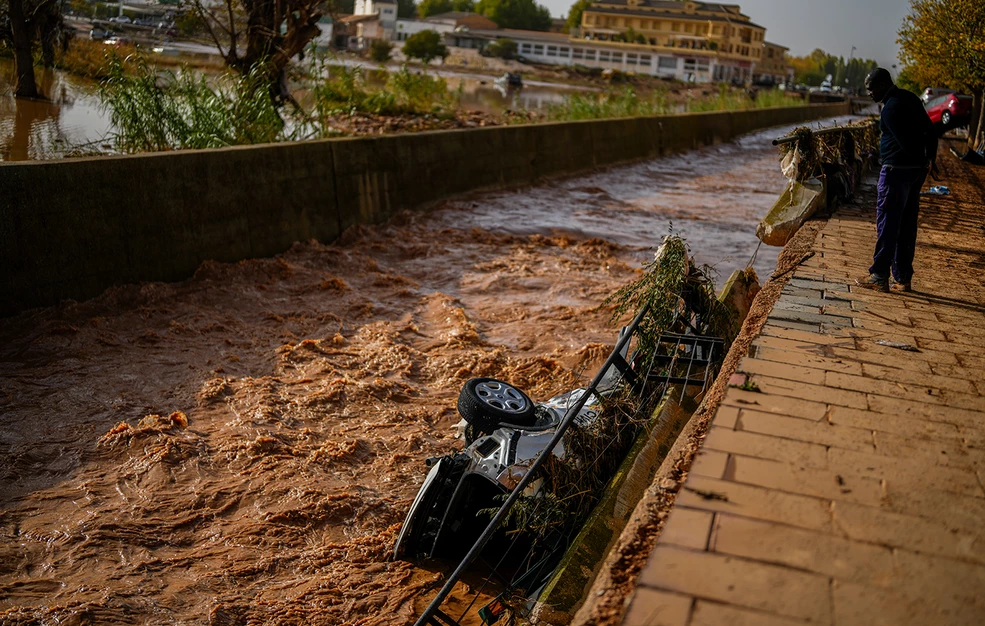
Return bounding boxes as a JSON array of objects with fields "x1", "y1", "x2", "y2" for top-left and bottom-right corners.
[{"x1": 623, "y1": 155, "x2": 985, "y2": 625}]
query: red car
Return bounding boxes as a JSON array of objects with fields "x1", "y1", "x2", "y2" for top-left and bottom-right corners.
[{"x1": 924, "y1": 92, "x2": 973, "y2": 130}]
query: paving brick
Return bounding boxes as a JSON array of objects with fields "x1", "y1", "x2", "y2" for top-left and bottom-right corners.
[
  {"x1": 764, "y1": 318, "x2": 820, "y2": 333},
  {"x1": 747, "y1": 344, "x2": 864, "y2": 375},
  {"x1": 865, "y1": 394, "x2": 985, "y2": 428},
  {"x1": 703, "y1": 427, "x2": 828, "y2": 469},
  {"x1": 915, "y1": 336, "x2": 982, "y2": 356},
  {"x1": 833, "y1": 500, "x2": 985, "y2": 564},
  {"x1": 872, "y1": 430, "x2": 985, "y2": 471},
  {"x1": 827, "y1": 447, "x2": 983, "y2": 498},
  {"x1": 689, "y1": 600, "x2": 811, "y2": 626},
  {"x1": 622, "y1": 587, "x2": 692, "y2": 626},
  {"x1": 882, "y1": 482, "x2": 985, "y2": 534},
  {"x1": 759, "y1": 325, "x2": 860, "y2": 346},
  {"x1": 724, "y1": 454, "x2": 883, "y2": 505},
  {"x1": 826, "y1": 405, "x2": 962, "y2": 443},
  {"x1": 712, "y1": 405, "x2": 739, "y2": 428},
  {"x1": 689, "y1": 449, "x2": 728, "y2": 479},
  {"x1": 744, "y1": 376, "x2": 868, "y2": 409},
  {"x1": 737, "y1": 409, "x2": 876, "y2": 453},
  {"x1": 659, "y1": 507, "x2": 714, "y2": 551},
  {"x1": 825, "y1": 371, "x2": 951, "y2": 406},
  {"x1": 854, "y1": 337, "x2": 960, "y2": 365},
  {"x1": 675, "y1": 476, "x2": 832, "y2": 532},
  {"x1": 711, "y1": 513, "x2": 894, "y2": 584},
  {"x1": 636, "y1": 545, "x2": 832, "y2": 624},
  {"x1": 891, "y1": 550, "x2": 985, "y2": 614},
  {"x1": 832, "y1": 578, "x2": 985, "y2": 625},
  {"x1": 736, "y1": 357, "x2": 826, "y2": 386},
  {"x1": 859, "y1": 362, "x2": 978, "y2": 395},
  {"x1": 722, "y1": 388, "x2": 828, "y2": 421}
]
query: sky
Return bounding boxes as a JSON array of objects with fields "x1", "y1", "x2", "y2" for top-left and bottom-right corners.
[{"x1": 541, "y1": 0, "x2": 915, "y2": 69}]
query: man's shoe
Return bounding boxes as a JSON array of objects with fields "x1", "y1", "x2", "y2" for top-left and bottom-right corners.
[
  {"x1": 891, "y1": 279, "x2": 912, "y2": 293},
  {"x1": 855, "y1": 274, "x2": 889, "y2": 292}
]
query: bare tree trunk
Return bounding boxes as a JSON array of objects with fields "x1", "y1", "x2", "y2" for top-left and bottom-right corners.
[
  {"x1": 973, "y1": 88, "x2": 985, "y2": 151},
  {"x1": 7, "y1": 0, "x2": 41, "y2": 99}
]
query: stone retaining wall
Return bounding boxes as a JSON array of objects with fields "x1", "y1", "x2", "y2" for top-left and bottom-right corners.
[{"x1": 0, "y1": 102, "x2": 848, "y2": 316}]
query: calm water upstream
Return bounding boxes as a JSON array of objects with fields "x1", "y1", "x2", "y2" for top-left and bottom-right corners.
[
  {"x1": 0, "y1": 59, "x2": 112, "y2": 161},
  {"x1": 0, "y1": 58, "x2": 571, "y2": 161}
]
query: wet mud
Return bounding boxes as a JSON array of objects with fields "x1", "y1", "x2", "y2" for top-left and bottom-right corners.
[{"x1": 0, "y1": 119, "x2": 851, "y2": 624}]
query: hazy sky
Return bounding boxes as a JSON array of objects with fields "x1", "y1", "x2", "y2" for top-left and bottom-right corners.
[{"x1": 542, "y1": 0, "x2": 914, "y2": 69}]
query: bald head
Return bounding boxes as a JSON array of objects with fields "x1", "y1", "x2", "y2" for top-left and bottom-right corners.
[{"x1": 865, "y1": 68, "x2": 894, "y2": 102}]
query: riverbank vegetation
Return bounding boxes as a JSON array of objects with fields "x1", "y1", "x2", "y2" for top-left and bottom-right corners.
[{"x1": 539, "y1": 84, "x2": 805, "y2": 122}]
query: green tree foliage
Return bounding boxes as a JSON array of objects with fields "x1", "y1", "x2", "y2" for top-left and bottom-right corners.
[
  {"x1": 417, "y1": 0, "x2": 475, "y2": 18},
  {"x1": 564, "y1": 0, "x2": 591, "y2": 33},
  {"x1": 402, "y1": 29, "x2": 449, "y2": 63},
  {"x1": 486, "y1": 37, "x2": 517, "y2": 59},
  {"x1": 370, "y1": 39, "x2": 394, "y2": 62},
  {"x1": 397, "y1": 0, "x2": 416, "y2": 18},
  {"x1": 898, "y1": 0, "x2": 985, "y2": 148},
  {"x1": 788, "y1": 47, "x2": 878, "y2": 90},
  {"x1": 476, "y1": 0, "x2": 551, "y2": 31}
]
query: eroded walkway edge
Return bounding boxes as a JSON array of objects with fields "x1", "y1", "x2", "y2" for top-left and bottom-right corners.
[{"x1": 617, "y1": 151, "x2": 985, "y2": 625}]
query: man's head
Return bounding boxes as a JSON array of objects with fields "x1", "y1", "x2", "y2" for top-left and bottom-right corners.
[{"x1": 865, "y1": 68, "x2": 894, "y2": 103}]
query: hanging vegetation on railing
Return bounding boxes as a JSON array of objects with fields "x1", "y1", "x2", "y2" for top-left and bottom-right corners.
[{"x1": 776, "y1": 119, "x2": 880, "y2": 182}]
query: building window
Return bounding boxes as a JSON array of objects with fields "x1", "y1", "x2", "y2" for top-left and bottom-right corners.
[
  {"x1": 534, "y1": 44, "x2": 544, "y2": 54},
  {"x1": 585, "y1": 49, "x2": 596, "y2": 60},
  {"x1": 521, "y1": 43, "x2": 532, "y2": 53},
  {"x1": 560, "y1": 47, "x2": 570, "y2": 57},
  {"x1": 612, "y1": 52, "x2": 623, "y2": 63},
  {"x1": 599, "y1": 50, "x2": 610, "y2": 61},
  {"x1": 712, "y1": 25, "x2": 719, "y2": 34},
  {"x1": 572, "y1": 47, "x2": 584, "y2": 59},
  {"x1": 684, "y1": 23, "x2": 693, "y2": 33},
  {"x1": 626, "y1": 53, "x2": 638, "y2": 65},
  {"x1": 640, "y1": 54, "x2": 652, "y2": 65},
  {"x1": 547, "y1": 45, "x2": 557, "y2": 56},
  {"x1": 658, "y1": 56, "x2": 677, "y2": 69},
  {"x1": 672, "y1": 22, "x2": 680, "y2": 32}
]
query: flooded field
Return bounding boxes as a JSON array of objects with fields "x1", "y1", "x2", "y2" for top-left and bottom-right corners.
[
  {"x1": 0, "y1": 57, "x2": 572, "y2": 162},
  {"x1": 0, "y1": 118, "x2": 850, "y2": 624}
]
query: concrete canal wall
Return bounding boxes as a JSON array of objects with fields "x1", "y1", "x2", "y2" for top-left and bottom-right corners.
[{"x1": 0, "y1": 102, "x2": 848, "y2": 316}]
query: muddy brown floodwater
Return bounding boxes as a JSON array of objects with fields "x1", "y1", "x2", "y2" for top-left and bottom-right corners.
[{"x1": 0, "y1": 117, "x2": 854, "y2": 625}]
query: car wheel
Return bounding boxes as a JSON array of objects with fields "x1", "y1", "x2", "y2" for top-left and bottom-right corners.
[
  {"x1": 941, "y1": 111, "x2": 951, "y2": 126},
  {"x1": 458, "y1": 378, "x2": 536, "y2": 430}
]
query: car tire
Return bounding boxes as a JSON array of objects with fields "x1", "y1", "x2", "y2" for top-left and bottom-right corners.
[
  {"x1": 458, "y1": 378, "x2": 536, "y2": 430},
  {"x1": 941, "y1": 111, "x2": 951, "y2": 126}
]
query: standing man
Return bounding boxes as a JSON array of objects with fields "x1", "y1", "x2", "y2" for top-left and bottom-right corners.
[{"x1": 856, "y1": 67, "x2": 938, "y2": 292}]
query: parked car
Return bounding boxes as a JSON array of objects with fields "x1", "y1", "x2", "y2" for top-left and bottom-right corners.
[
  {"x1": 921, "y1": 87, "x2": 955, "y2": 103},
  {"x1": 89, "y1": 27, "x2": 111, "y2": 40},
  {"x1": 925, "y1": 92, "x2": 973, "y2": 130}
]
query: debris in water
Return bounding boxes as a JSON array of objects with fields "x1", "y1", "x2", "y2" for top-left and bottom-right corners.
[{"x1": 875, "y1": 340, "x2": 921, "y2": 352}]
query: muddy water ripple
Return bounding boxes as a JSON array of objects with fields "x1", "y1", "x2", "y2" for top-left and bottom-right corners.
[{"x1": 0, "y1": 117, "x2": 853, "y2": 624}]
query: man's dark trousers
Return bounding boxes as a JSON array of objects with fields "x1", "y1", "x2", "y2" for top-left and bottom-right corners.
[{"x1": 870, "y1": 165, "x2": 928, "y2": 283}]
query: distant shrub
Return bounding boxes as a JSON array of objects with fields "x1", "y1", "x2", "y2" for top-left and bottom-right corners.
[{"x1": 369, "y1": 39, "x2": 393, "y2": 63}]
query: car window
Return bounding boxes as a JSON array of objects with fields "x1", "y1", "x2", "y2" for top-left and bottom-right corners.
[{"x1": 925, "y1": 96, "x2": 945, "y2": 109}]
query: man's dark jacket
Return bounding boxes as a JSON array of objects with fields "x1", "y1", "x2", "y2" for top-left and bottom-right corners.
[{"x1": 879, "y1": 86, "x2": 938, "y2": 167}]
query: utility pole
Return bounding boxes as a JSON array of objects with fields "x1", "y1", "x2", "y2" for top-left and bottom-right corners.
[{"x1": 845, "y1": 45, "x2": 856, "y2": 88}]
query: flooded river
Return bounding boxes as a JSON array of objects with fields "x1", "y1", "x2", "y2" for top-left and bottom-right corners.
[
  {"x1": 0, "y1": 117, "x2": 851, "y2": 624},
  {"x1": 0, "y1": 58, "x2": 569, "y2": 162}
]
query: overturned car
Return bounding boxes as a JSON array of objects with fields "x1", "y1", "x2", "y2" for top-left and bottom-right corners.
[{"x1": 397, "y1": 237, "x2": 746, "y2": 625}]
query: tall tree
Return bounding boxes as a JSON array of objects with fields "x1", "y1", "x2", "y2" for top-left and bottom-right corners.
[
  {"x1": 564, "y1": 0, "x2": 591, "y2": 33},
  {"x1": 898, "y1": 0, "x2": 985, "y2": 149},
  {"x1": 476, "y1": 0, "x2": 551, "y2": 31},
  {"x1": 417, "y1": 0, "x2": 474, "y2": 18},
  {"x1": 190, "y1": 0, "x2": 335, "y2": 101},
  {"x1": 0, "y1": 0, "x2": 62, "y2": 98},
  {"x1": 397, "y1": 0, "x2": 416, "y2": 18}
]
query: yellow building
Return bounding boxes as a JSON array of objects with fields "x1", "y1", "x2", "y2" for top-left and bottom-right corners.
[
  {"x1": 580, "y1": 1, "x2": 767, "y2": 83},
  {"x1": 756, "y1": 41, "x2": 793, "y2": 85}
]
